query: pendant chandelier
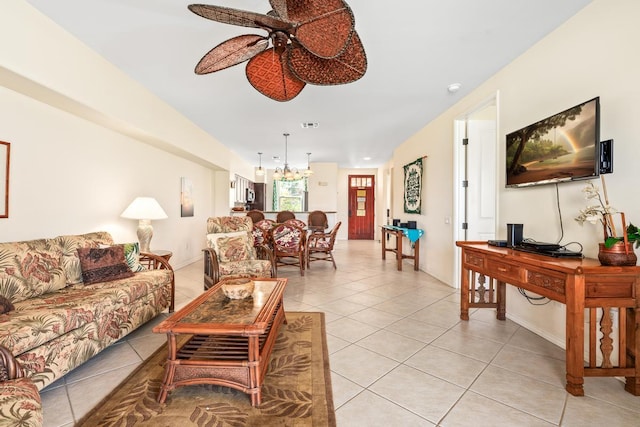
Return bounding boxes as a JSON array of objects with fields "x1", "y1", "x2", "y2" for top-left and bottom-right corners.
[
  {"x1": 255, "y1": 152, "x2": 265, "y2": 176},
  {"x1": 272, "y1": 133, "x2": 311, "y2": 181},
  {"x1": 303, "y1": 152, "x2": 314, "y2": 177}
]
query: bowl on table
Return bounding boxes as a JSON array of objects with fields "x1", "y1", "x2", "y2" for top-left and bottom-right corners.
[{"x1": 221, "y1": 278, "x2": 255, "y2": 299}]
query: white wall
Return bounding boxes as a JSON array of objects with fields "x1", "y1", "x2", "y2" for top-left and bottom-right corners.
[
  {"x1": 307, "y1": 163, "x2": 339, "y2": 212},
  {"x1": 0, "y1": 87, "x2": 210, "y2": 268},
  {"x1": 0, "y1": 0, "x2": 256, "y2": 269},
  {"x1": 392, "y1": 0, "x2": 640, "y2": 346},
  {"x1": 394, "y1": 123, "x2": 456, "y2": 285}
]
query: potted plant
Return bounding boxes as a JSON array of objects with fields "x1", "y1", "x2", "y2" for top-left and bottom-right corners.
[{"x1": 575, "y1": 178, "x2": 638, "y2": 266}]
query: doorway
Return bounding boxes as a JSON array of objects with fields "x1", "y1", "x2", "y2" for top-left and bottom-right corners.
[
  {"x1": 453, "y1": 95, "x2": 499, "y2": 287},
  {"x1": 348, "y1": 175, "x2": 375, "y2": 239}
]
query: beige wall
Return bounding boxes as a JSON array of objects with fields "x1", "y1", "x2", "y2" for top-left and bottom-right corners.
[
  {"x1": 0, "y1": 0, "x2": 255, "y2": 268},
  {"x1": 392, "y1": 0, "x2": 640, "y2": 346},
  {"x1": 307, "y1": 163, "x2": 339, "y2": 212}
]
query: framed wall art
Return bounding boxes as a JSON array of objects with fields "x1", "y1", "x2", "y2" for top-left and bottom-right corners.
[
  {"x1": 403, "y1": 157, "x2": 423, "y2": 214},
  {"x1": 181, "y1": 177, "x2": 194, "y2": 217},
  {"x1": 0, "y1": 141, "x2": 10, "y2": 219}
]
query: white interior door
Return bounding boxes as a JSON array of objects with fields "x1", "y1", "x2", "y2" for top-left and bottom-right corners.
[
  {"x1": 466, "y1": 112, "x2": 497, "y2": 241},
  {"x1": 453, "y1": 97, "x2": 498, "y2": 287}
]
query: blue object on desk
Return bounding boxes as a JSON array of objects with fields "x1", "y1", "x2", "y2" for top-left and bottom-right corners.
[{"x1": 383, "y1": 225, "x2": 424, "y2": 243}]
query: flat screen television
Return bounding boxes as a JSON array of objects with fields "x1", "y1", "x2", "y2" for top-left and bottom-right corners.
[{"x1": 506, "y1": 97, "x2": 600, "y2": 187}]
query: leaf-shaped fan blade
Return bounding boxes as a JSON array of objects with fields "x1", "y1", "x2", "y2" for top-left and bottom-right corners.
[
  {"x1": 269, "y1": 0, "x2": 288, "y2": 19},
  {"x1": 195, "y1": 35, "x2": 268, "y2": 74},
  {"x1": 279, "y1": 0, "x2": 347, "y2": 22},
  {"x1": 188, "y1": 4, "x2": 291, "y2": 31},
  {"x1": 288, "y1": 31, "x2": 366, "y2": 85},
  {"x1": 285, "y1": 0, "x2": 354, "y2": 58},
  {"x1": 246, "y1": 48, "x2": 306, "y2": 101}
]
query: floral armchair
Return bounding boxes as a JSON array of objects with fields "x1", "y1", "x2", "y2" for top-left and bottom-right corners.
[
  {"x1": 269, "y1": 223, "x2": 307, "y2": 276},
  {"x1": 204, "y1": 217, "x2": 275, "y2": 290},
  {"x1": 307, "y1": 221, "x2": 341, "y2": 269}
]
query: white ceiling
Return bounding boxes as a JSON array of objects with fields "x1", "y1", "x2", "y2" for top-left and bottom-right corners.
[{"x1": 25, "y1": 0, "x2": 593, "y2": 170}]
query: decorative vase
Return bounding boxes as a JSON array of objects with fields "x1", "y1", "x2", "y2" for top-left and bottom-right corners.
[{"x1": 598, "y1": 242, "x2": 637, "y2": 266}]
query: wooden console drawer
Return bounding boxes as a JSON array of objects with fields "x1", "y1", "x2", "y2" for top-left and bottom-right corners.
[
  {"x1": 586, "y1": 276, "x2": 635, "y2": 299},
  {"x1": 486, "y1": 258, "x2": 522, "y2": 283},
  {"x1": 464, "y1": 251, "x2": 485, "y2": 269},
  {"x1": 526, "y1": 268, "x2": 566, "y2": 297}
]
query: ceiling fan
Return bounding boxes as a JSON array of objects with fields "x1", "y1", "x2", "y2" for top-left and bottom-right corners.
[{"x1": 188, "y1": 0, "x2": 367, "y2": 101}]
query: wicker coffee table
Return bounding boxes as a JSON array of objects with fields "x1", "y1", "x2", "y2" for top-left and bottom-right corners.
[{"x1": 152, "y1": 277, "x2": 287, "y2": 406}]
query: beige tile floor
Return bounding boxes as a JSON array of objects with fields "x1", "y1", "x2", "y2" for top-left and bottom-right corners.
[{"x1": 39, "y1": 240, "x2": 640, "y2": 426}]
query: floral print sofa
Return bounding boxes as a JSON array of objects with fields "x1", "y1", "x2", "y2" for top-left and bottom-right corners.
[{"x1": 0, "y1": 231, "x2": 174, "y2": 426}]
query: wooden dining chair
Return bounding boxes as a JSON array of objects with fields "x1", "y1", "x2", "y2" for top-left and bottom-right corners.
[
  {"x1": 246, "y1": 209, "x2": 265, "y2": 224},
  {"x1": 269, "y1": 222, "x2": 307, "y2": 276},
  {"x1": 252, "y1": 219, "x2": 275, "y2": 248},
  {"x1": 285, "y1": 218, "x2": 307, "y2": 229},
  {"x1": 307, "y1": 221, "x2": 341, "y2": 269},
  {"x1": 307, "y1": 210, "x2": 328, "y2": 233},
  {"x1": 276, "y1": 210, "x2": 296, "y2": 223}
]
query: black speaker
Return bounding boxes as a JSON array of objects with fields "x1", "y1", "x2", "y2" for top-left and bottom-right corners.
[
  {"x1": 599, "y1": 139, "x2": 613, "y2": 174},
  {"x1": 507, "y1": 224, "x2": 523, "y2": 248}
]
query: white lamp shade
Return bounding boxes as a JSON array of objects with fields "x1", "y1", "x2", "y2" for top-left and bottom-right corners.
[{"x1": 121, "y1": 197, "x2": 168, "y2": 220}]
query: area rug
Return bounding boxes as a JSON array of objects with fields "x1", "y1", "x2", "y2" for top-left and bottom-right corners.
[{"x1": 77, "y1": 312, "x2": 335, "y2": 426}]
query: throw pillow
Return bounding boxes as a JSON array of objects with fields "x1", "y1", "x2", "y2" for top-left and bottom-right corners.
[
  {"x1": 77, "y1": 246, "x2": 134, "y2": 285},
  {"x1": 0, "y1": 295, "x2": 14, "y2": 315},
  {"x1": 207, "y1": 231, "x2": 257, "y2": 262},
  {"x1": 98, "y1": 243, "x2": 147, "y2": 272},
  {"x1": 207, "y1": 231, "x2": 247, "y2": 262},
  {"x1": 0, "y1": 239, "x2": 66, "y2": 304},
  {"x1": 56, "y1": 232, "x2": 114, "y2": 285},
  {"x1": 122, "y1": 242, "x2": 147, "y2": 272},
  {"x1": 216, "y1": 235, "x2": 256, "y2": 262}
]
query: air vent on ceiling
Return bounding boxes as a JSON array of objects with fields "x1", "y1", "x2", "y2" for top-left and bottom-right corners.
[{"x1": 301, "y1": 122, "x2": 319, "y2": 129}]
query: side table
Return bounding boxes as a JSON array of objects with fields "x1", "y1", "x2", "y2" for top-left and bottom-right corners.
[
  {"x1": 150, "y1": 250, "x2": 172, "y2": 262},
  {"x1": 381, "y1": 225, "x2": 424, "y2": 271},
  {"x1": 148, "y1": 250, "x2": 172, "y2": 269}
]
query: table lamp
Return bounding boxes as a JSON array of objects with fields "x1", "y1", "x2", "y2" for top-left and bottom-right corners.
[{"x1": 121, "y1": 197, "x2": 168, "y2": 252}]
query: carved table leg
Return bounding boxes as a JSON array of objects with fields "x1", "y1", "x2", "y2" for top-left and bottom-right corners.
[
  {"x1": 565, "y1": 276, "x2": 585, "y2": 396},
  {"x1": 496, "y1": 280, "x2": 506, "y2": 321},
  {"x1": 625, "y1": 304, "x2": 640, "y2": 395},
  {"x1": 460, "y1": 266, "x2": 470, "y2": 321}
]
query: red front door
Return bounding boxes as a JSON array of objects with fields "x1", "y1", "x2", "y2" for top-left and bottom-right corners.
[{"x1": 348, "y1": 175, "x2": 375, "y2": 239}]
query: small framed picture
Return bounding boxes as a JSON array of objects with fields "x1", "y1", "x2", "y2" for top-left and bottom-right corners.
[
  {"x1": 0, "y1": 141, "x2": 10, "y2": 219},
  {"x1": 181, "y1": 177, "x2": 194, "y2": 217}
]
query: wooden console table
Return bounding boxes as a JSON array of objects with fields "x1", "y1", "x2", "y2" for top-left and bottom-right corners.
[
  {"x1": 381, "y1": 225, "x2": 424, "y2": 271},
  {"x1": 456, "y1": 241, "x2": 640, "y2": 396}
]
